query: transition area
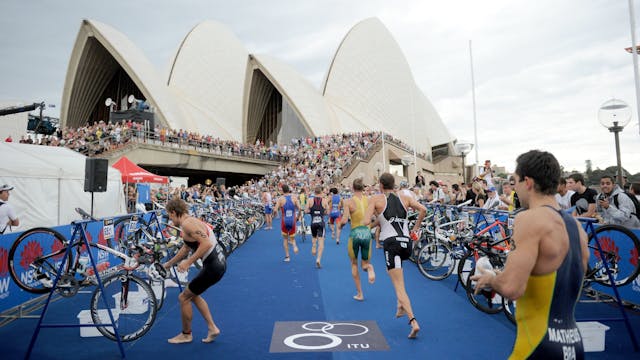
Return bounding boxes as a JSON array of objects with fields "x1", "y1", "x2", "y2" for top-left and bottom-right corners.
[{"x1": 0, "y1": 223, "x2": 638, "y2": 359}]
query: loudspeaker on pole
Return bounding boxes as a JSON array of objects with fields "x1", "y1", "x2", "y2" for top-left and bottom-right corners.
[{"x1": 84, "y1": 158, "x2": 109, "y2": 192}]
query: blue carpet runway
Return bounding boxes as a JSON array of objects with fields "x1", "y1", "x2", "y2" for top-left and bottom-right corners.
[{"x1": 1, "y1": 223, "x2": 638, "y2": 359}]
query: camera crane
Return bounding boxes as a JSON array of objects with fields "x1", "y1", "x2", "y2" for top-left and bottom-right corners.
[
  {"x1": 0, "y1": 102, "x2": 57, "y2": 135},
  {"x1": 0, "y1": 102, "x2": 45, "y2": 117}
]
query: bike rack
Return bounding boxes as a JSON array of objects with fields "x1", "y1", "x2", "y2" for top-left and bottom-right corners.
[
  {"x1": 144, "y1": 210, "x2": 184, "y2": 293},
  {"x1": 577, "y1": 218, "x2": 639, "y2": 352},
  {"x1": 26, "y1": 219, "x2": 126, "y2": 359}
]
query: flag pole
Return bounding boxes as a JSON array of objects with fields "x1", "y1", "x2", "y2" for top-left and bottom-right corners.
[
  {"x1": 469, "y1": 40, "x2": 479, "y2": 169},
  {"x1": 628, "y1": 0, "x2": 640, "y2": 135}
]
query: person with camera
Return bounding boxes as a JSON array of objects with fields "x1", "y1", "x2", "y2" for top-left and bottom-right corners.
[
  {"x1": 479, "y1": 160, "x2": 495, "y2": 188},
  {"x1": 596, "y1": 175, "x2": 640, "y2": 228}
]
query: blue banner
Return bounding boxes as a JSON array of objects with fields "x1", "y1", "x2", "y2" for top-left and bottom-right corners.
[
  {"x1": 0, "y1": 212, "x2": 156, "y2": 314},
  {"x1": 137, "y1": 184, "x2": 151, "y2": 204}
]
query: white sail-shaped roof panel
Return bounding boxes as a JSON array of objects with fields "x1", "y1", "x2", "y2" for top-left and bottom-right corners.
[
  {"x1": 251, "y1": 54, "x2": 337, "y2": 136},
  {"x1": 415, "y1": 88, "x2": 454, "y2": 146},
  {"x1": 323, "y1": 18, "x2": 453, "y2": 152},
  {"x1": 60, "y1": 19, "x2": 183, "y2": 129},
  {"x1": 167, "y1": 21, "x2": 248, "y2": 140}
]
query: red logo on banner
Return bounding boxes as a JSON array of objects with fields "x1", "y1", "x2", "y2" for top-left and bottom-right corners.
[
  {"x1": 631, "y1": 247, "x2": 638, "y2": 267},
  {"x1": 0, "y1": 247, "x2": 8, "y2": 277},
  {"x1": 21, "y1": 241, "x2": 44, "y2": 270},
  {"x1": 51, "y1": 240, "x2": 66, "y2": 260},
  {"x1": 593, "y1": 236, "x2": 620, "y2": 263},
  {"x1": 98, "y1": 229, "x2": 108, "y2": 246},
  {"x1": 80, "y1": 231, "x2": 93, "y2": 253}
]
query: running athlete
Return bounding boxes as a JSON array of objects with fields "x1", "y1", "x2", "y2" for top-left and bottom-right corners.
[
  {"x1": 162, "y1": 199, "x2": 226, "y2": 344},
  {"x1": 273, "y1": 184, "x2": 300, "y2": 262},
  {"x1": 306, "y1": 185, "x2": 328, "y2": 268},
  {"x1": 262, "y1": 187, "x2": 273, "y2": 229},
  {"x1": 298, "y1": 187, "x2": 308, "y2": 239},
  {"x1": 472, "y1": 150, "x2": 589, "y2": 359},
  {"x1": 340, "y1": 178, "x2": 376, "y2": 301},
  {"x1": 328, "y1": 187, "x2": 343, "y2": 244},
  {"x1": 364, "y1": 173, "x2": 426, "y2": 339}
]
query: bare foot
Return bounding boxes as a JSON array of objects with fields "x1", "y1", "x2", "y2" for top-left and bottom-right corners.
[
  {"x1": 311, "y1": 245, "x2": 317, "y2": 256},
  {"x1": 395, "y1": 306, "x2": 407, "y2": 318},
  {"x1": 293, "y1": 245, "x2": 299, "y2": 254},
  {"x1": 168, "y1": 332, "x2": 193, "y2": 344},
  {"x1": 367, "y1": 267, "x2": 376, "y2": 284},
  {"x1": 353, "y1": 294, "x2": 364, "y2": 301},
  {"x1": 408, "y1": 318, "x2": 420, "y2": 339},
  {"x1": 202, "y1": 329, "x2": 221, "y2": 343}
]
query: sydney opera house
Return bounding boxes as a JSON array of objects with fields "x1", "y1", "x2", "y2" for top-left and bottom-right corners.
[{"x1": 60, "y1": 17, "x2": 456, "y2": 163}]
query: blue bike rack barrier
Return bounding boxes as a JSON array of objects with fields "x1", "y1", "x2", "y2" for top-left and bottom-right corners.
[
  {"x1": 577, "y1": 218, "x2": 639, "y2": 352},
  {"x1": 26, "y1": 218, "x2": 126, "y2": 359}
]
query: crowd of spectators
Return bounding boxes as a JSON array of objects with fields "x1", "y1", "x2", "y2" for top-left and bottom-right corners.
[{"x1": 127, "y1": 132, "x2": 381, "y2": 212}]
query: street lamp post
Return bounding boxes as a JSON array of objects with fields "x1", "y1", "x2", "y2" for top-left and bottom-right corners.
[
  {"x1": 374, "y1": 161, "x2": 383, "y2": 184},
  {"x1": 455, "y1": 142, "x2": 474, "y2": 183},
  {"x1": 598, "y1": 99, "x2": 631, "y2": 187}
]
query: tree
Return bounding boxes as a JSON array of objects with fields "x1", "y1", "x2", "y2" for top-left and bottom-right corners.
[{"x1": 585, "y1": 160, "x2": 593, "y2": 183}]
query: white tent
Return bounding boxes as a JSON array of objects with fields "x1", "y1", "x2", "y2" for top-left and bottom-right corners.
[{"x1": 0, "y1": 143, "x2": 126, "y2": 232}]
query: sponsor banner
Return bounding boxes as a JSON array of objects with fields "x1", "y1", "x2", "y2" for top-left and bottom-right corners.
[
  {"x1": 0, "y1": 213, "x2": 156, "y2": 314},
  {"x1": 270, "y1": 321, "x2": 389, "y2": 353},
  {"x1": 590, "y1": 227, "x2": 640, "y2": 306}
]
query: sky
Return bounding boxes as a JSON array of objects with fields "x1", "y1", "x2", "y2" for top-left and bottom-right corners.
[{"x1": 1, "y1": 0, "x2": 639, "y2": 174}]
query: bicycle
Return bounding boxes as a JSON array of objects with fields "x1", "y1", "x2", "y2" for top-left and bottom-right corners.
[
  {"x1": 8, "y1": 208, "x2": 163, "y2": 341},
  {"x1": 416, "y1": 201, "x2": 474, "y2": 280},
  {"x1": 456, "y1": 208, "x2": 513, "y2": 291},
  {"x1": 462, "y1": 236, "x2": 511, "y2": 314}
]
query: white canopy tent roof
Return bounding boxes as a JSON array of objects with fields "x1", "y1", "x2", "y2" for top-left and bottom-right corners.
[{"x1": 0, "y1": 143, "x2": 126, "y2": 232}]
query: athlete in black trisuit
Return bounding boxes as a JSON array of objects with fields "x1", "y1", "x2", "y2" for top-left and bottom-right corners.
[
  {"x1": 364, "y1": 173, "x2": 426, "y2": 339},
  {"x1": 163, "y1": 199, "x2": 227, "y2": 344}
]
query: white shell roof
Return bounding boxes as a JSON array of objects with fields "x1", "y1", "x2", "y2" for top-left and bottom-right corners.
[
  {"x1": 60, "y1": 18, "x2": 454, "y2": 149},
  {"x1": 323, "y1": 18, "x2": 454, "y2": 151},
  {"x1": 250, "y1": 54, "x2": 338, "y2": 136},
  {"x1": 166, "y1": 21, "x2": 248, "y2": 140},
  {"x1": 61, "y1": 19, "x2": 184, "y2": 129}
]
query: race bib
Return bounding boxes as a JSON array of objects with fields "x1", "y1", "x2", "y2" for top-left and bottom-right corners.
[{"x1": 102, "y1": 218, "x2": 114, "y2": 240}]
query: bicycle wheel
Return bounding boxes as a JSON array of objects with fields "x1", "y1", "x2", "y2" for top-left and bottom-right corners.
[
  {"x1": 113, "y1": 215, "x2": 148, "y2": 252},
  {"x1": 8, "y1": 227, "x2": 71, "y2": 294},
  {"x1": 502, "y1": 297, "x2": 516, "y2": 325},
  {"x1": 457, "y1": 252, "x2": 476, "y2": 292},
  {"x1": 90, "y1": 272, "x2": 157, "y2": 342},
  {"x1": 417, "y1": 239, "x2": 455, "y2": 280},
  {"x1": 465, "y1": 267, "x2": 505, "y2": 314},
  {"x1": 587, "y1": 224, "x2": 640, "y2": 287},
  {"x1": 409, "y1": 236, "x2": 425, "y2": 263},
  {"x1": 148, "y1": 278, "x2": 166, "y2": 311}
]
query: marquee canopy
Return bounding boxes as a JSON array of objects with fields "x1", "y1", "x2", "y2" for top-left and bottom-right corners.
[{"x1": 112, "y1": 156, "x2": 169, "y2": 184}]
